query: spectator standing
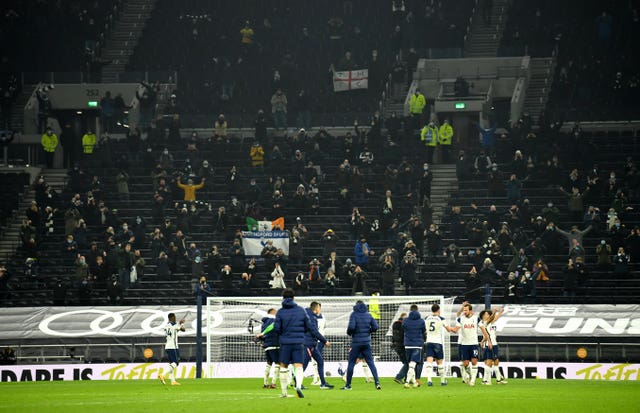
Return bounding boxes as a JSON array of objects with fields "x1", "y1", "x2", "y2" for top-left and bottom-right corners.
[
  {"x1": 116, "y1": 169, "x2": 130, "y2": 203},
  {"x1": 438, "y1": 119, "x2": 453, "y2": 162},
  {"x1": 106, "y1": 275, "x2": 124, "y2": 305},
  {"x1": 177, "y1": 177, "x2": 205, "y2": 202},
  {"x1": 409, "y1": 89, "x2": 426, "y2": 130},
  {"x1": 100, "y1": 91, "x2": 115, "y2": 133},
  {"x1": 476, "y1": 120, "x2": 497, "y2": 152},
  {"x1": 613, "y1": 247, "x2": 630, "y2": 276},
  {"x1": 271, "y1": 89, "x2": 288, "y2": 130},
  {"x1": 249, "y1": 141, "x2": 265, "y2": 167},
  {"x1": 354, "y1": 236, "x2": 374, "y2": 270},
  {"x1": 214, "y1": 114, "x2": 228, "y2": 142},
  {"x1": 81, "y1": 129, "x2": 97, "y2": 161},
  {"x1": 420, "y1": 121, "x2": 438, "y2": 164},
  {"x1": 40, "y1": 127, "x2": 58, "y2": 168}
]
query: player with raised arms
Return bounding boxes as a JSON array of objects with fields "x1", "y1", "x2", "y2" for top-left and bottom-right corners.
[
  {"x1": 451, "y1": 302, "x2": 488, "y2": 386},
  {"x1": 424, "y1": 303, "x2": 453, "y2": 386},
  {"x1": 480, "y1": 307, "x2": 507, "y2": 385},
  {"x1": 159, "y1": 312, "x2": 185, "y2": 386},
  {"x1": 274, "y1": 289, "x2": 328, "y2": 398}
]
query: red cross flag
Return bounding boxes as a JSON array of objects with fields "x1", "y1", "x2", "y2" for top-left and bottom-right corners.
[{"x1": 333, "y1": 69, "x2": 369, "y2": 92}]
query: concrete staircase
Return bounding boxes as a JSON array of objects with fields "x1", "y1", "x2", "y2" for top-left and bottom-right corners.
[
  {"x1": 384, "y1": 83, "x2": 409, "y2": 118},
  {"x1": 40, "y1": 168, "x2": 68, "y2": 193},
  {"x1": 0, "y1": 168, "x2": 41, "y2": 262},
  {"x1": 101, "y1": 0, "x2": 158, "y2": 83},
  {"x1": 464, "y1": 0, "x2": 510, "y2": 58},
  {"x1": 522, "y1": 57, "x2": 555, "y2": 123},
  {"x1": 0, "y1": 168, "x2": 67, "y2": 265},
  {"x1": 429, "y1": 164, "x2": 458, "y2": 225}
]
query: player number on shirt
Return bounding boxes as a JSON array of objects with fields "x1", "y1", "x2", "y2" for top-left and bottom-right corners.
[{"x1": 428, "y1": 321, "x2": 436, "y2": 332}]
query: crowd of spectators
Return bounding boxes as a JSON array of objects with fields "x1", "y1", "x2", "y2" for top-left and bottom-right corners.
[
  {"x1": 448, "y1": 116, "x2": 639, "y2": 303},
  {"x1": 0, "y1": 0, "x2": 121, "y2": 80},
  {"x1": 500, "y1": 0, "x2": 640, "y2": 121},
  {"x1": 127, "y1": 0, "x2": 474, "y2": 124}
]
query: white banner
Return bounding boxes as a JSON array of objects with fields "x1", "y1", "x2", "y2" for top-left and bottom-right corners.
[
  {"x1": 333, "y1": 69, "x2": 368, "y2": 92},
  {"x1": 2, "y1": 362, "x2": 639, "y2": 381},
  {"x1": 241, "y1": 231, "x2": 289, "y2": 256},
  {"x1": 2, "y1": 304, "x2": 640, "y2": 340}
]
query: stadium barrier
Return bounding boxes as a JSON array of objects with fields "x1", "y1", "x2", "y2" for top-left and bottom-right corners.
[{"x1": 2, "y1": 362, "x2": 639, "y2": 382}]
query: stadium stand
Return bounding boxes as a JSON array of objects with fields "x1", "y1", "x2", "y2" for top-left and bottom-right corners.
[{"x1": 0, "y1": 0, "x2": 639, "y2": 310}]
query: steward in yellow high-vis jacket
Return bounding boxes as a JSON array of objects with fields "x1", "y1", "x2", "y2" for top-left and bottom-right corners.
[
  {"x1": 438, "y1": 119, "x2": 454, "y2": 162},
  {"x1": 420, "y1": 121, "x2": 438, "y2": 163}
]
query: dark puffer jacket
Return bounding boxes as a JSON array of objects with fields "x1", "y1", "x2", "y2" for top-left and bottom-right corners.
[
  {"x1": 275, "y1": 297, "x2": 322, "y2": 345},
  {"x1": 347, "y1": 301, "x2": 378, "y2": 345},
  {"x1": 261, "y1": 315, "x2": 279, "y2": 348},
  {"x1": 402, "y1": 310, "x2": 425, "y2": 347}
]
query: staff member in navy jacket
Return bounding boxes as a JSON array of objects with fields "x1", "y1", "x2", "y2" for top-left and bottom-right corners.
[
  {"x1": 402, "y1": 304, "x2": 426, "y2": 388},
  {"x1": 341, "y1": 300, "x2": 381, "y2": 390},
  {"x1": 274, "y1": 289, "x2": 328, "y2": 398}
]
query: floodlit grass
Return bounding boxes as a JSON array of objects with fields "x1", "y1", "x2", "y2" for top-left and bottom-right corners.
[{"x1": 1, "y1": 378, "x2": 639, "y2": 413}]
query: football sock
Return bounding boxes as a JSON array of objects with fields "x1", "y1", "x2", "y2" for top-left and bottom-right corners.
[
  {"x1": 407, "y1": 361, "x2": 416, "y2": 384},
  {"x1": 461, "y1": 364, "x2": 469, "y2": 381},
  {"x1": 362, "y1": 362, "x2": 372, "y2": 381},
  {"x1": 425, "y1": 362, "x2": 433, "y2": 382},
  {"x1": 484, "y1": 365, "x2": 492, "y2": 384},
  {"x1": 312, "y1": 360, "x2": 319, "y2": 382},
  {"x1": 279, "y1": 368, "x2": 289, "y2": 395},
  {"x1": 295, "y1": 367, "x2": 304, "y2": 390},
  {"x1": 272, "y1": 364, "x2": 280, "y2": 385},
  {"x1": 264, "y1": 364, "x2": 272, "y2": 385},
  {"x1": 169, "y1": 362, "x2": 177, "y2": 382},
  {"x1": 493, "y1": 365, "x2": 502, "y2": 381},
  {"x1": 470, "y1": 365, "x2": 478, "y2": 383},
  {"x1": 437, "y1": 365, "x2": 445, "y2": 382}
]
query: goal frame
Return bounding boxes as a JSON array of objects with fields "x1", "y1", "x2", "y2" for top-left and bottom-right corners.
[{"x1": 205, "y1": 295, "x2": 455, "y2": 378}]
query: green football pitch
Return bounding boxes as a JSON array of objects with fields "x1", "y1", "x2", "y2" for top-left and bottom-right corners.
[{"x1": 1, "y1": 378, "x2": 639, "y2": 413}]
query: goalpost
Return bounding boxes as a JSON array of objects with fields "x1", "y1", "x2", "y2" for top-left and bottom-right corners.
[{"x1": 205, "y1": 295, "x2": 456, "y2": 379}]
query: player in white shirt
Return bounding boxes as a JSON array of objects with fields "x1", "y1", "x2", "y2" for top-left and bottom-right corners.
[
  {"x1": 451, "y1": 302, "x2": 489, "y2": 386},
  {"x1": 424, "y1": 303, "x2": 453, "y2": 386},
  {"x1": 159, "y1": 312, "x2": 185, "y2": 386},
  {"x1": 479, "y1": 307, "x2": 507, "y2": 385}
]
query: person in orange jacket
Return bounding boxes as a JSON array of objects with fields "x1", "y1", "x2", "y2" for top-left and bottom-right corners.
[{"x1": 177, "y1": 177, "x2": 205, "y2": 201}]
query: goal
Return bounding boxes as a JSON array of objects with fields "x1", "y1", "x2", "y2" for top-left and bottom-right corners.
[{"x1": 205, "y1": 295, "x2": 456, "y2": 378}]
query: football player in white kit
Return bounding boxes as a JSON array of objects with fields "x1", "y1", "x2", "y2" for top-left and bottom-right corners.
[
  {"x1": 159, "y1": 313, "x2": 186, "y2": 386},
  {"x1": 479, "y1": 307, "x2": 507, "y2": 385},
  {"x1": 424, "y1": 303, "x2": 453, "y2": 386},
  {"x1": 451, "y1": 302, "x2": 489, "y2": 386}
]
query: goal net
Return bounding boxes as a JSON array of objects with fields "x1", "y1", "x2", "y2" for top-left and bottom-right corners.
[{"x1": 205, "y1": 295, "x2": 456, "y2": 378}]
